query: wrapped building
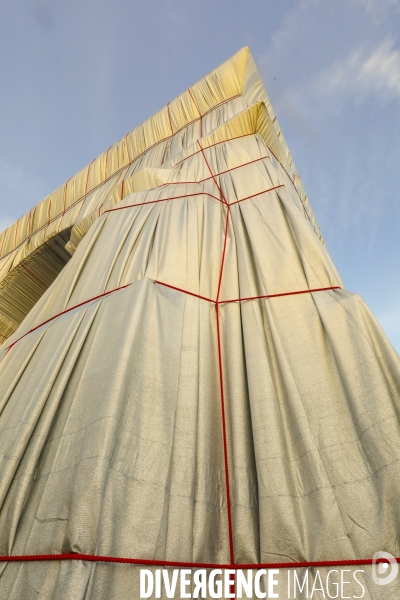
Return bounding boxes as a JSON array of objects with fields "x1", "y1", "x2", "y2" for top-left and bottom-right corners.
[{"x1": 0, "y1": 48, "x2": 399, "y2": 599}]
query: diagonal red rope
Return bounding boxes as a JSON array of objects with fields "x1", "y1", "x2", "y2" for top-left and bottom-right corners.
[
  {"x1": 104, "y1": 191, "x2": 225, "y2": 215},
  {"x1": 154, "y1": 281, "x2": 214, "y2": 303},
  {"x1": 4, "y1": 284, "x2": 132, "y2": 353},
  {"x1": 136, "y1": 153, "x2": 274, "y2": 190},
  {"x1": 219, "y1": 286, "x2": 342, "y2": 305},
  {"x1": 230, "y1": 184, "x2": 285, "y2": 206}
]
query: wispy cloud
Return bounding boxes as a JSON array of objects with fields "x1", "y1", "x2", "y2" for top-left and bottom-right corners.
[
  {"x1": 351, "y1": 0, "x2": 400, "y2": 24},
  {"x1": 314, "y1": 38, "x2": 400, "y2": 101}
]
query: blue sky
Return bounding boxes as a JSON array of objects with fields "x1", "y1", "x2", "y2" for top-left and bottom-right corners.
[{"x1": 1, "y1": 0, "x2": 400, "y2": 351}]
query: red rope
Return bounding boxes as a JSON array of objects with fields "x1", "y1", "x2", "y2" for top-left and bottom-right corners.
[
  {"x1": 2, "y1": 285, "x2": 341, "y2": 353},
  {"x1": 104, "y1": 192, "x2": 225, "y2": 214},
  {"x1": 230, "y1": 184, "x2": 285, "y2": 206},
  {"x1": 154, "y1": 281, "x2": 214, "y2": 303},
  {"x1": 176, "y1": 133, "x2": 311, "y2": 224},
  {"x1": 4, "y1": 284, "x2": 132, "y2": 353},
  {"x1": 216, "y1": 303, "x2": 235, "y2": 565},
  {"x1": 197, "y1": 154, "x2": 271, "y2": 185},
  {"x1": 153, "y1": 284, "x2": 341, "y2": 307},
  {"x1": 197, "y1": 142, "x2": 228, "y2": 205},
  {"x1": 219, "y1": 286, "x2": 342, "y2": 305},
  {"x1": 176, "y1": 134, "x2": 254, "y2": 166},
  {"x1": 216, "y1": 207, "x2": 230, "y2": 303},
  {"x1": 0, "y1": 553, "x2": 393, "y2": 569},
  {"x1": 133, "y1": 153, "x2": 274, "y2": 190},
  {"x1": 105, "y1": 181, "x2": 283, "y2": 214},
  {"x1": 198, "y1": 143, "x2": 235, "y2": 565},
  {"x1": 0, "y1": 167, "x2": 290, "y2": 277}
]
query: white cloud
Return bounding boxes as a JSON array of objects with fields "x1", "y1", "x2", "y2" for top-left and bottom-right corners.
[
  {"x1": 314, "y1": 38, "x2": 400, "y2": 101},
  {"x1": 351, "y1": 0, "x2": 400, "y2": 23}
]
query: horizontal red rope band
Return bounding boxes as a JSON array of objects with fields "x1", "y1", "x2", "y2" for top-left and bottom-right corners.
[
  {"x1": 0, "y1": 553, "x2": 394, "y2": 569},
  {"x1": 140, "y1": 154, "x2": 273, "y2": 191},
  {"x1": 104, "y1": 192, "x2": 224, "y2": 215},
  {"x1": 3, "y1": 284, "x2": 341, "y2": 353},
  {"x1": 105, "y1": 184, "x2": 286, "y2": 219},
  {"x1": 5, "y1": 283, "x2": 132, "y2": 353},
  {"x1": 197, "y1": 153, "x2": 272, "y2": 184},
  {"x1": 0, "y1": 95, "x2": 242, "y2": 263},
  {"x1": 155, "y1": 282, "x2": 341, "y2": 306}
]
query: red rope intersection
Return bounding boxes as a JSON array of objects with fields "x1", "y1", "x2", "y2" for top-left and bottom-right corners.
[
  {"x1": 0, "y1": 130, "x2": 308, "y2": 270},
  {"x1": 103, "y1": 185, "x2": 286, "y2": 218},
  {"x1": 3, "y1": 282, "x2": 340, "y2": 355}
]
